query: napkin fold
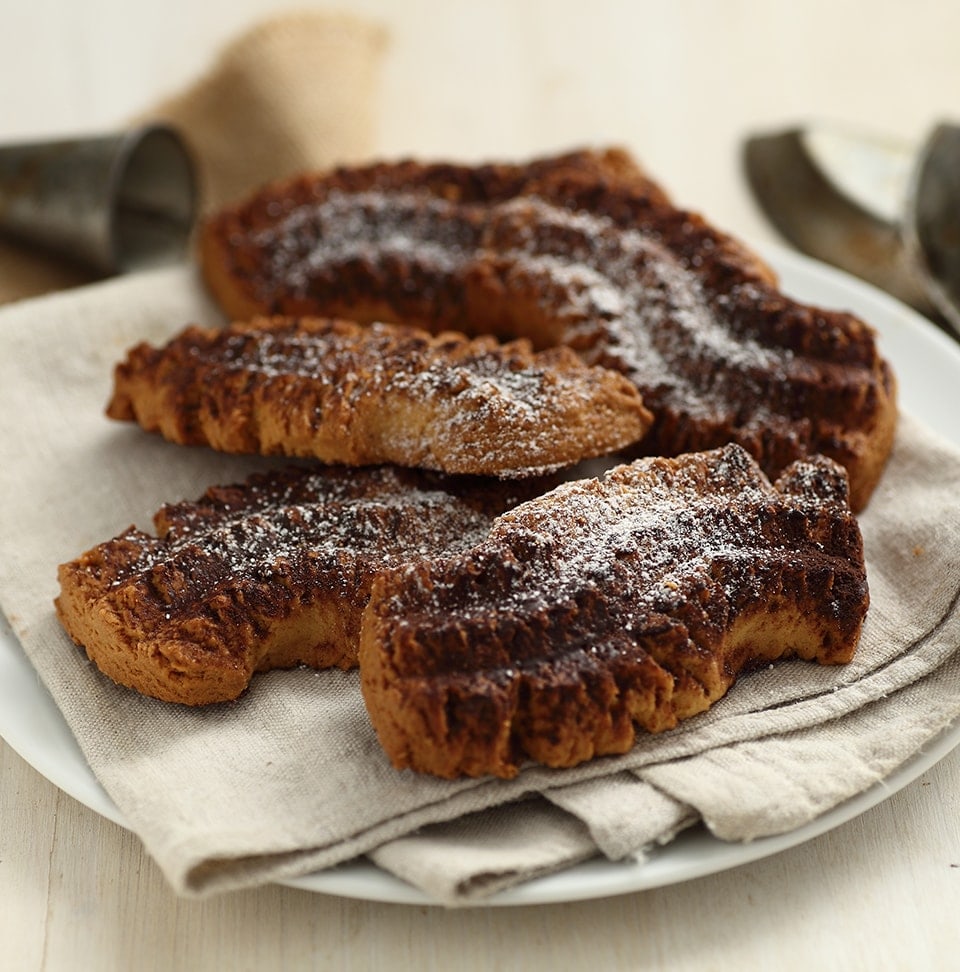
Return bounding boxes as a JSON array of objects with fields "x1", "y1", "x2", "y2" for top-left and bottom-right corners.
[
  {"x1": 0, "y1": 9, "x2": 387, "y2": 304},
  {"x1": 0, "y1": 266, "x2": 958, "y2": 905}
]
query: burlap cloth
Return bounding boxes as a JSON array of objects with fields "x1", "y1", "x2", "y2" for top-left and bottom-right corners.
[{"x1": 1, "y1": 12, "x2": 959, "y2": 907}]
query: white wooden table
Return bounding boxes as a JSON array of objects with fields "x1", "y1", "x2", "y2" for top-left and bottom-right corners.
[{"x1": 2, "y1": 2, "x2": 959, "y2": 968}]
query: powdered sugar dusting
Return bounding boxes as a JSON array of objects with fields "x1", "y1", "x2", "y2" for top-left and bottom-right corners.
[
  {"x1": 251, "y1": 189, "x2": 792, "y2": 432},
  {"x1": 380, "y1": 444, "x2": 864, "y2": 680},
  {"x1": 171, "y1": 318, "x2": 647, "y2": 477},
  {"x1": 96, "y1": 467, "x2": 518, "y2": 612},
  {"x1": 258, "y1": 190, "x2": 477, "y2": 283},
  {"x1": 445, "y1": 446, "x2": 773, "y2": 618}
]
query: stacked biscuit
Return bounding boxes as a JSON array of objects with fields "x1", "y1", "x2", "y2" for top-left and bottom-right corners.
[{"x1": 56, "y1": 148, "x2": 893, "y2": 779}]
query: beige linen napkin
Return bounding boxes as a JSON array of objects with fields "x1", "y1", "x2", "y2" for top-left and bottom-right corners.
[
  {"x1": 0, "y1": 265, "x2": 958, "y2": 904},
  {"x1": 0, "y1": 9, "x2": 387, "y2": 305}
]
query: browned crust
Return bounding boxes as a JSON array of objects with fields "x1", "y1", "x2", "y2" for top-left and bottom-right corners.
[
  {"x1": 106, "y1": 316, "x2": 653, "y2": 478},
  {"x1": 197, "y1": 146, "x2": 896, "y2": 510},
  {"x1": 55, "y1": 465, "x2": 549, "y2": 706},
  {"x1": 197, "y1": 148, "x2": 674, "y2": 325},
  {"x1": 359, "y1": 444, "x2": 869, "y2": 779}
]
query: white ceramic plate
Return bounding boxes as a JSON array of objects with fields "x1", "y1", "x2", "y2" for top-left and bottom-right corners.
[{"x1": 1, "y1": 246, "x2": 959, "y2": 906}]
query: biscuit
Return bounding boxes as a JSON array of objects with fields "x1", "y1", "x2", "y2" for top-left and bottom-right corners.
[{"x1": 359, "y1": 445, "x2": 869, "y2": 778}]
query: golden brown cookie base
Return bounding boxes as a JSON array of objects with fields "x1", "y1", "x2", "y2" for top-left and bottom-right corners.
[
  {"x1": 198, "y1": 146, "x2": 896, "y2": 510},
  {"x1": 56, "y1": 465, "x2": 547, "y2": 705},
  {"x1": 107, "y1": 316, "x2": 652, "y2": 478},
  {"x1": 359, "y1": 445, "x2": 869, "y2": 779}
]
